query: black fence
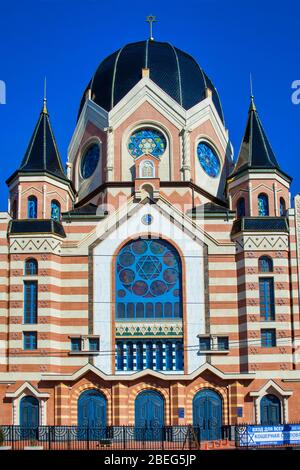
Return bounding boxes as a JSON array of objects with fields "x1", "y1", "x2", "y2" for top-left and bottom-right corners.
[{"x1": 0, "y1": 425, "x2": 202, "y2": 450}]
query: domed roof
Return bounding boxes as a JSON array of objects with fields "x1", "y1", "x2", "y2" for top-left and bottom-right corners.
[{"x1": 78, "y1": 40, "x2": 224, "y2": 122}]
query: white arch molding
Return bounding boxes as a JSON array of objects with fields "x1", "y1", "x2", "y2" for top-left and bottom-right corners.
[{"x1": 249, "y1": 380, "x2": 293, "y2": 424}]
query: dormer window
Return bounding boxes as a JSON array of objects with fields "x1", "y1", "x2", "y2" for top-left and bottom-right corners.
[
  {"x1": 51, "y1": 200, "x2": 61, "y2": 221},
  {"x1": 140, "y1": 160, "x2": 155, "y2": 178},
  {"x1": 258, "y1": 193, "x2": 269, "y2": 216},
  {"x1": 28, "y1": 196, "x2": 37, "y2": 219}
]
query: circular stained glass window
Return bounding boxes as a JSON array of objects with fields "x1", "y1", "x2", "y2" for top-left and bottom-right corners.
[
  {"x1": 163, "y1": 268, "x2": 178, "y2": 284},
  {"x1": 136, "y1": 256, "x2": 162, "y2": 280},
  {"x1": 81, "y1": 144, "x2": 100, "y2": 179},
  {"x1": 197, "y1": 142, "x2": 220, "y2": 178},
  {"x1": 119, "y1": 269, "x2": 135, "y2": 285},
  {"x1": 132, "y1": 281, "x2": 148, "y2": 296},
  {"x1": 128, "y1": 128, "x2": 166, "y2": 158},
  {"x1": 150, "y1": 280, "x2": 168, "y2": 296},
  {"x1": 116, "y1": 239, "x2": 182, "y2": 318},
  {"x1": 119, "y1": 251, "x2": 135, "y2": 267},
  {"x1": 132, "y1": 240, "x2": 147, "y2": 254}
]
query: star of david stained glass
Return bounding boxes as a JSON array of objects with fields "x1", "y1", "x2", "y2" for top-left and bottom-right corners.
[
  {"x1": 197, "y1": 142, "x2": 221, "y2": 178},
  {"x1": 128, "y1": 128, "x2": 166, "y2": 158},
  {"x1": 81, "y1": 144, "x2": 100, "y2": 179},
  {"x1": 116, "y1": 239, "x2": 182, "y2": 319}
]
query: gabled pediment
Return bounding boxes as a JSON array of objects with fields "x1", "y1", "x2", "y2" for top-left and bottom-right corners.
[
  {"x1": 249, "y1": 379, "x2": 293, "y2": 398},
  {"x1": 6, "y1": 381, "x2": 50, "y2": 399}
]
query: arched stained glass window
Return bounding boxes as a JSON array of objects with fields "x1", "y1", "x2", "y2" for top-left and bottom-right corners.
[
  {"x1": 51, "y1": 200, "x2": 61, "y2": 221},
  {"x1": 81, "y1": 144, "x2": 100, "y2": 179},
  {"x1": 258, "y1": 193, "x2": 269, "y2": 216},
  {"x1": 28, "y1": 196, "x2": 37, "y2": 219},
  {"x1": 280, "y1": 198, "x2": 286, "y2": 216},
  {"x1": 25, "y1": 258, "x2": 38, "y2": 275},
  {"x1": 128, "y1": 128, "x2": 166, "y2": 158},
  {"x1": 116, "y1": 238, "x2": 183, "y2": 320},
  {"x1": 236, "y1": 197, "x2": 245, "y2": 218},
  {"x1": 259, "y1": 256, "x2": 273, "y2": 273}
]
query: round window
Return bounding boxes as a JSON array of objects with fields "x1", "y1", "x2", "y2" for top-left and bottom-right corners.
[
  {"x1": 197, "y1": 142, "x2": 220, "y2": 178},
  {"x1": 128, "y1": 128, "x2": 166, "y2": 158},
  {"x1": 81, "y1": 144, "x2": 100, "y2": 179}
]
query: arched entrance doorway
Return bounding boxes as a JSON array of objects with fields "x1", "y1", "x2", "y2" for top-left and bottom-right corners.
[
  {"x1": 20, "y1": 396, "x2": 39, "y2": 427},
  {"x1": 78, "y1": 390, "x2": 107, "y2": 439},
  {"x1": 20, "y1": 396, "x2": 39, "y2": 440},
  {"x1": 260, "y1": 394, "x2": 281, "y2": 425},
  {"x1": 193, "y1": 389, "x2": 223, "y2": 441},
  {"x1": 135, "y1": 390, "x2": 165, "y2": 441}
]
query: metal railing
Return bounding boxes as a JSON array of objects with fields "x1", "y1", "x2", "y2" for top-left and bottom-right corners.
[{"x1": 0, "y1": 425, "x2": 201, "y2": 451}]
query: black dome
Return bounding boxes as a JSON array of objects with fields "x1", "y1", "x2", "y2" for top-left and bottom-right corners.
[{"x1": 78, "y1": 40, "x2": 224, "y2": 122}]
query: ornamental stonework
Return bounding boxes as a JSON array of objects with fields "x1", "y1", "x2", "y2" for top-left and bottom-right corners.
[{"x1": 115, "y1": 322, "x2": 183, "y2": 337}]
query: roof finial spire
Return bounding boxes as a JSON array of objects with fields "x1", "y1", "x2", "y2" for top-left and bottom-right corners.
[
  {"x1": 43, "y1": 76, "x2": 48, "y2": 114},
  {"x1": 146, "y1": 15, "x2": 156, "y2": 41},
  {"x1": 249, "y1": 72, "x2": 256, "y2": 111}
]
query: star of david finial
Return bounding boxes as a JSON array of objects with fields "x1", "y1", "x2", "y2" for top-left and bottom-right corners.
[{"x1": 146, "y1": 15, "x2": 156, "y2": 41}]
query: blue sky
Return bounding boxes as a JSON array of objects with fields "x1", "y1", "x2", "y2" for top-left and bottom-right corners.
[{"x1": 0, "y1": 0, "x2": 299, "y2": 210}]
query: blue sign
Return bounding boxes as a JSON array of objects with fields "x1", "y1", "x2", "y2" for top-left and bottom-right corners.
[
  {"x1": 178, "y1": 408, "x2": 185, "y2": 418},
  {"x1": 239, "y1": 424, "x2": 300, "y2": 447},
  {"x1": 237, "y1": 407, "x2": 243, "y2": 418}
]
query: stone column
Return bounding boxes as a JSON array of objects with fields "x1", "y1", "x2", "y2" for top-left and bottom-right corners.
[
  {"x1": 283, "y1": 397, "x2": 289, "y2": 423},
  {"x1": 249, "y1": 182, "x2": 253, "y2": 215},
  {"x1": 18, "y1": 186, "x2": 22, "y2": 219},
  {"x1": 254, "y1": 398, "x2": 259, "y2": 424},
  {"x1": 180, "y1": 128, "x2": 191, "y2": 181},
  {"x1": 55, "y1": 383, "x2": 70, "y2": 425},
  {"x1": 106, "y1": 126, "x2": 114, "y2": 181},
  {"x1": 112, "y1": 383, "x2": 129, "y2": 425},
  {"x1": 170, "y1": 383, "x2": 186, "y2": 425}
]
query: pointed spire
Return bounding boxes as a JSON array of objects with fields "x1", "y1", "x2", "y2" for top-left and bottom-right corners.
[
  {"x1": 42, "y1": 77, "x2": 48, "y2": 114},
  {"x1": 249, "y1": 73, "x2": 256, "y2": 112},
  {"x1": 13, "y1": 99, "x2": 68, "y2": 181},
  {"x1": 232, "y1": 94, "x2": 282, "y2": 176}
]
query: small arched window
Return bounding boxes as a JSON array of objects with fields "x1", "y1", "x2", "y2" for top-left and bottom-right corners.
[
  {"x1": 258, "y1": 193, "x2": 269, "y2": 216},
  {"x1": 25, "y1": 258, "x2": 38, "y2": 275},
  {"x1": 28, "y1": 196, "x2": 37, "y2": 219},
  {"x1": 259, "y1": 256, "x2": 273, "y2": 273},
  {"x1": 140, "y1": 160, "x2": 155, "y2": 178},
  {"x1": 51, "y1": 200, "x2": 61, "y2": 221},
  {"x1": 236, "y1": 197, "x2": 246, "y2": 218},
  {"x1": 280, "y1": 198, "x2": 286, "y2": 216}
]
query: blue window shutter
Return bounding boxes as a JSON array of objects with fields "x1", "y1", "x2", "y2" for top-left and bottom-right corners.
[
  {"x1": 116, "y1": 342, "x2": 124, "y2": 370},
  {"x1": 89, "y1": 338, "x2": 99, "y2": 351},
  {"x1": 127, "y1": 342, "x2": 133, "y2": 370},
  {"x1": 71, "y1": 338, "x2": 81, "y2": 351},
  {"x1": 175, "y1": 341, "x2": 184, "y2": 370},
  {"x1": 259, "y1": 278, "x2": 275, "y2": 321},
  {"x1": 24, "y1": 332, "x2": 37, "y2": 350},
  {"x1": 166, "y1": 341, "x2": 173, "y2": 370},
  {"x1": 24, "y1": 281, "x2": 37, "y2": 323},
  {"x1": 261, "y1": 329, "x2": 276, "y2": 347},
  {"x1": 146, "y1": 341, "x2": 153, "y2": 369}
]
